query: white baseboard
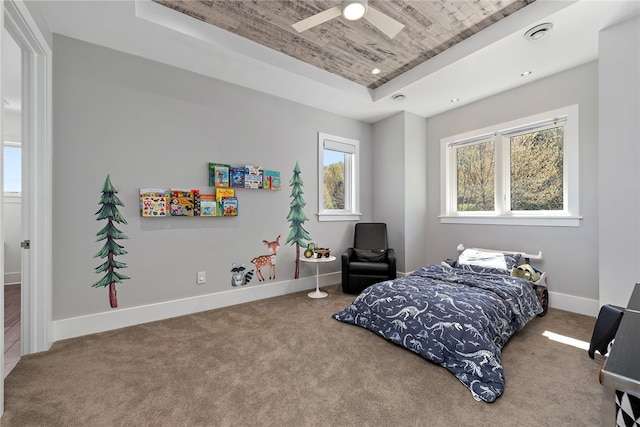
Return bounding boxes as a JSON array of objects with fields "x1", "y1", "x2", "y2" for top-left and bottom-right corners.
[
  {"x1": 51, "y1": 271, "x2": 598, "y2": 343},
  {"x1": 548, "y1": 290, "x2": 599, "y2": 317},
  {"x1": 53, "y1": 272, "x2": 341, "y2": 342},
  {"x1": 4, "y1": 272, "x2": 20, "y2": 285}
]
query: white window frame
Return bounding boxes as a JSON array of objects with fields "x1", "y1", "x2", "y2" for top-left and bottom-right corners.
[
  {"x1": 440, "y1": 105, "x2": 581, "y2": 227},
  {"x1": 317, "y1": 132, "x2": 361, "y2": 222}
]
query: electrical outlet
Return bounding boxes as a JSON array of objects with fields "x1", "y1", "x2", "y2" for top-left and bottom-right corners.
[{"x1": 197, "y1": 271, "x2": 206, "y2": 284}]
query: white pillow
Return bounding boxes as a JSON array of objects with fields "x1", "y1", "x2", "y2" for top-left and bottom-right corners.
[{"x1": 457, "y1": 249, "x2": 508, "y2": 271}]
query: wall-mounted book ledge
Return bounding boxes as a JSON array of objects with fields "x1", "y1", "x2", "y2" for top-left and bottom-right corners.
[{"x1": 140, "y1": 163, "x2": 280, "y2": 218}]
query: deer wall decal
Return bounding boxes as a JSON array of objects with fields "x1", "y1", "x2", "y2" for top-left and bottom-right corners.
[{"x1": 251, "y1": 235, "x2": 280, "y2": 281}]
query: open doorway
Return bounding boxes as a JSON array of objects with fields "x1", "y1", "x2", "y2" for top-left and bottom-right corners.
[{"x1": 2, "y1": 27, "x2": 22, "y2": 377}]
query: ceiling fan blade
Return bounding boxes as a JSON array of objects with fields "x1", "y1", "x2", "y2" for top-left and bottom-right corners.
[
  {"x1": 363, "y1": 6, "x2": 405, "y2": 39},
  {"x1": 292, "y1": 5, "x2": 342, "y2": 33}
]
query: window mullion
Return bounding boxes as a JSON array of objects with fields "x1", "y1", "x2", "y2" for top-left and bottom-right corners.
[
  {"x1": 494, "y1": 136, "x2": 506, "y2": 215},
  {"x1": 562, "y1": 123, "x2": 570, "y2": 215},
  {"x1": 448, "y1": 145, "x2": 456, "y2": 214},
  {"x1": 344, "y1": 152, "x2": 352, "y2": 211}
]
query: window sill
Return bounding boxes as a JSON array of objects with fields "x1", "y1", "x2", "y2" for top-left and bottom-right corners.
[
  {"x1": 317, "y1": 211, "x2": 362, "y2": 222},
  {"x1": 439, "y1": 215, "x2": 582, "y2": 227}
]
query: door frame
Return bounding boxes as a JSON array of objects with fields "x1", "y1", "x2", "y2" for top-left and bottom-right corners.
[{"x1": 1, "y1": 0, "x2": 52, "y2": 412}]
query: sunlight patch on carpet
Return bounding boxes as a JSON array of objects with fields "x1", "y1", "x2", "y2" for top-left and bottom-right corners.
[{"x1": 543, "y1": 330, "x2": 589, "y2": 350}]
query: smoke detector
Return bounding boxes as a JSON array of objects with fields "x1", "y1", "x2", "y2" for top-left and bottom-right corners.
[{"x1": 524, "y1": 23, "x2": 553, "y2": 41}]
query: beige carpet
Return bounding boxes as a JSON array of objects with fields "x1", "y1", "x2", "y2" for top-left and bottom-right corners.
[{"x1": 3, "y1": 284, "x2": 603, "y2": 426}]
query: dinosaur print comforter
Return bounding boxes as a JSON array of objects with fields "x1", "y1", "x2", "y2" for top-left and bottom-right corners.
[{"x1": 332, "y1": 264, "x2": 542, "y2": 403}]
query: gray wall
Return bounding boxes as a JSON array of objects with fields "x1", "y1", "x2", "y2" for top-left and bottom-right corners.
[
  {"x1": 598, "y1": 15, "x2": 640, "y2": 307},
  {"x1": 372, "y1": 111, "x2": 427, "y2": 274},
  {"x1": 372, "y1": 112, "x2": 406, "y2": 271},
  {"x1": 425, "y1": 61, "x2": 600, "y2": 303},
  {"x1": 52, "y1": 35, "x2": 373, "y2": 320},
  {"x1": 3, "y1": 199, "x2": 21, "y2": 285},
  {"x1": 403, "y1": 112, "x2": 428, "y2": 273}
]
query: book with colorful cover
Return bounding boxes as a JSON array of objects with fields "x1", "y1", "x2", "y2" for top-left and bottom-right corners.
[
  {"x1": 230, "y1": 167, "x2": 246, "y2": 188},
  {"x1": 222, "y1": 197, "x2": 238, "y2": 216},
  {"x1": 209, "y1": 163, "x2": 230, "y2": 187},
  {"x1": 200, "y1": 194, "x2": 217, "y2": 217},
  {"x1": 216, "y1": 188, "x2": 235, "y2": 216},
  {"x1": 244, "y1": 165, "x2": 263, "y2": 189},
  {"x1": 140, "y1": 188, "x2": 170, "y2": 217},
  {"x1": 170, "y1": 189, "x2": 200, "y2": 216},
  {"x1": 263, "y1": 170, "x2": 281, "y2": 190}
]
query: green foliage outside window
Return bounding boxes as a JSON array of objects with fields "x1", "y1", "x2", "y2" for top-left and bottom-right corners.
[
  {"x1": 455, "y1": 126, "x2": 564, "y2": 212},
  {"x1": 510, "y1": 126, "x2": 564, "y2": 211},
  {"x1": 323, "y1": 161, "x2": 345, "y2": 210},
  {"x1": 457, "y1": 141, "x2": 495, "y2": 211}
]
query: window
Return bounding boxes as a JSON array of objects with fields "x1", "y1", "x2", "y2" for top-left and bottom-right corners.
[
  {"x1": 4, "y1": 142, "x2": 21, "y2": 194},
  {"x1": 441, "y1": 105, "x2": 580, "y2": 226},
  {"x1": 317, "y1": 132, "x2": 361, "y2": 221}
]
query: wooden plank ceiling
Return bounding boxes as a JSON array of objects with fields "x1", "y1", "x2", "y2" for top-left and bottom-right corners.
[{"x1": 152, "y1": 0, "x2": 535, "y2": 89}]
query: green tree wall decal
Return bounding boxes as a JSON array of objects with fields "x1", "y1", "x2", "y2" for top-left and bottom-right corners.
[
  {"x1": 93, "y1": 175, "x2": 130, "y2": 308},
  {"x1": 286, "y1": 161, "x2": 312, "y2": 279}
]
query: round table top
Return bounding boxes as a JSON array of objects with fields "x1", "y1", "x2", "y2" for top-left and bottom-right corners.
[{"x1": 300, "y1": 255, "x2": 337, "y2": 263}]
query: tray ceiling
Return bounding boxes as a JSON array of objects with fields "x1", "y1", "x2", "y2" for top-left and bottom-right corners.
[{"x1": 151, "y1": 0, "x2": 535, "y2": 89}]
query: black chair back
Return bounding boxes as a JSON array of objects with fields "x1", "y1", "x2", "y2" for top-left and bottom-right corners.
[{"x1": 354, "y1": 223, "x2": 388, "y2": 250}]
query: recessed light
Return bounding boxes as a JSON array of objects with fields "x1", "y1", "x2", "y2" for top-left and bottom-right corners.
[
  {"x1": 371, "y1": 68, "x2": 381, "y2": 75},
  {"x1": 524, "y1": 23, "x2": 553, "y2": 41},
  {"x1": 521, "y1": 71, "x2": 532, "y2": 77},
  {"x1": 450, "y1": 98, "x2": 460, "y2": 103},
  {"x1": 391, "y1": 93, "x2": 406, "y2": 102}
]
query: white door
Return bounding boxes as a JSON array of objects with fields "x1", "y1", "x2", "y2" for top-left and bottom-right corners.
[{"x1": 2, "y1": 0, "x2": 53, "y2": 416}]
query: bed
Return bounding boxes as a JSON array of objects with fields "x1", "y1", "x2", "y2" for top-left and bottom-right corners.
[{"x1": 332, "y1": 247, "x2": 544, "y2": 403}]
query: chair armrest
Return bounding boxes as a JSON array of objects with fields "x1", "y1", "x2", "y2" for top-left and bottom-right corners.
[
  {"x1": 342, "y1": 248, "x2": 355, "y2": 268},
  {"x1": 386, "y1": 248, "x2": 397, "y2": 279},
  {"x1": 342, "y1": 248, "x2": 355, "y2": 287}
]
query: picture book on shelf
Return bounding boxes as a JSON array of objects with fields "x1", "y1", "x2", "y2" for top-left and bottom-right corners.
[
  {"x1": 263, "y1": 170, "x2": 281, "y2": 190},
  {"x1": 244, "y1": 165, "x2": 263, "y2": 189},
  {"x1": 140, "y1": 188, "x2": 170, "y2": 217},
  {"x1": 170, "y1": 189, "x2": 200, "y2": 216},
  {"x1": 200, "y1": 194, "x2": 217, "y2": 217},
  {"x1": 216, "y1": 188, "x2": 235, "y2": 216},
  {"x1": 222, "y1": 197, "x2": 238, "y2": 216},
  {"x1": 209, "y1": 163, "x2": 230, "y2": 187},
  {"x1": 230, "y1": 167, "x2": 245, "y2": 188}
]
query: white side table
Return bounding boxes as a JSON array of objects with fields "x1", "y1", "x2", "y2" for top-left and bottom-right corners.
[{"x1": 300, "y1": 255, "x2": 336, "y2": 298}]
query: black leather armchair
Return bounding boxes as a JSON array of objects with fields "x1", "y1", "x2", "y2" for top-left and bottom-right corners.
[{"x1": 341, "y1": 223, "x2": 396, "y2": 294}]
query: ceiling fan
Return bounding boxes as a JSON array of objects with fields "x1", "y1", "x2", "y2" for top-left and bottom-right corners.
[{"x1": 291, "y1": 0, "x2": 405, "y2": 39}]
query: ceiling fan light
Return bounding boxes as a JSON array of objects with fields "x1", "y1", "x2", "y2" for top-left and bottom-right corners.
[{"x1": 342, "y1": 0, "x2": 367, "y2": 21}]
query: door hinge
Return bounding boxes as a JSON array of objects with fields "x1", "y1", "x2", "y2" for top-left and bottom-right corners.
[{"x1": 21, "y1": 240, "x2": 31, "y2": 249}]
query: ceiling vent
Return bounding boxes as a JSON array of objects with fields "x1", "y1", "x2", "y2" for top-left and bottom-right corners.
[{"x1": 524, "y1": 23, "x2": 553, "y2": 41}]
